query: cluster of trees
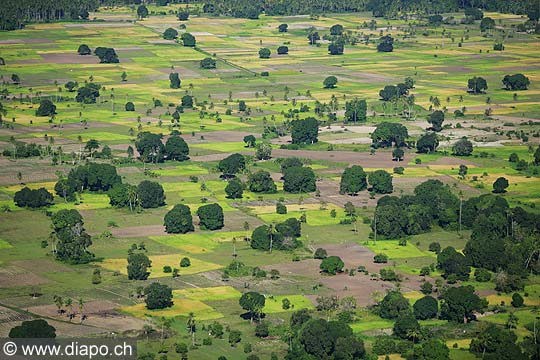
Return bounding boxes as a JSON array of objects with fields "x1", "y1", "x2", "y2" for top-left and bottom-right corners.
[
  {"x1": 502, "y1": 73, "x2": 530, "y2": 90},
  {"x1": 108, "y1": 180, "x2": 165, "y2": 210},
  {"x1": 251, "y1": 217, "x2": 302, "y2": 251},
  {"x1": 291, "y1": 117, "x2": 318, "y2": 144},
  {"x1": 2, "y1": 142, "x2": 43, "y2": 158},
  {"x1": 378, "y1": 77, "x2": 414, "y2": 101},
  {"x1": 135, "y1": 132, "x2": 190, "y2": 163},
  {"x1": 94, "y1": 47, "x2": 119, "y2": 63},
  {"x1": 50, "y1": 209, "x2": 94, "y2": 264},
  {"x1": 373, "y1": 179, "x2": 459, "y2": 238},
  {"x1": 0, "y1": 0, "x2": 97, "y2": 30},
  {"x1": 344, "y1": 98, "x2": 367, "y2": 123},
  {"x1": 340, "y1": 165, "x2": 393, "y2": 195},
  {"x1": 36, "y1": 99, "x2": 56, "y2": 117},
  {"x1": 75, "y1": 83, "x2": 101, "y2": 104},
  {"x1": 371, "y1": 122, "x2": 409, "y2": 148},
  {"x1": 14, "y1": 187, "x2": 53, "y2": 208},
  {"x1": 55, "y1": 163, "x2": 121, "y2": 201}
]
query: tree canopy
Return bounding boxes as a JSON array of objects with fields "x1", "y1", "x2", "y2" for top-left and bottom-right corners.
[{"x1": 164, "y1": 204, "x2": 194, "y2": 234}]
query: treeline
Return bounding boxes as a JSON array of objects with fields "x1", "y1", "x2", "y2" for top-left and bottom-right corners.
[{"x1": 0, "y1": 0, "x2": 99, "y2": 30}]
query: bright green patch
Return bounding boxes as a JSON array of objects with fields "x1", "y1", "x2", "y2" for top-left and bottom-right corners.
[
  {"x1": 174, "y1": 286, "x2": 241, "y2": 301},
  {"x1": 263, "y1": 295, "x2": 315, "y2": 313},
  {"x1": 121, "y1": 299, "x2": 223, "y2": 320}
]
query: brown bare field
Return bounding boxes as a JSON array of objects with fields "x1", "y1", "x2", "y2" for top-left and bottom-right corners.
[{"x1": 0, "y1": 266, "x2": 49, "y2": 287}]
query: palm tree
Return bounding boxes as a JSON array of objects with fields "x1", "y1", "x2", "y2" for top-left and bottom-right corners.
[
  {"x1": 65, "y1": 298, "x2": 73, "y2": 321},
  {"x1": 268, "y1": 223, "x2": 277, "y2": 253},
  {"x1": 142, "y1": 324, "x2": 153, "y2": 342},
  {"x1": 187, "y1": 312, "x2": 196, "y2": 346},
  {"x1": 78, "y1": 298, "x2": 86, "y2": 323},
  {"x1": 53, "y1": 295, "x2": 64, "y2": 314},
  {"x1": 127, "y1": 186, "x2": 138, "y2": 212},
  {"x1": 407, "y1": 328, "x2": 421, "y2": 350},
  {"x1": 157, "y1": 317, "x2": 172, "y2": 344}
]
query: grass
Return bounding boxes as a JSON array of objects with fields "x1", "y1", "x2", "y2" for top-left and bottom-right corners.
[
  {"x1": 263, "y1": 295, "x2": 315, "y2": 313},
  {"x1": 150, "y1": 231, "x2": 246, "y2": 254},
  {"x1": 121, "y1": 299, "x2": 223, "y2": 320},
  {"x1": 99, "y1": 253, "x2": 222, "y2": 278},
  {"x1": 0, "y1": 239, "x2": 13, "y2": 249},
  {"x1": 174, "y1": 286, "x2": 242, "y2": 301},
  {"x1": 154, "y1": 164, "x2": 209, "y2": 176},
  {"x1": 363, "y1": 240, "x2": 434, "y2": 259}
]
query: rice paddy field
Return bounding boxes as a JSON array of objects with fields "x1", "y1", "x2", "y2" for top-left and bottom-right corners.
[{"x1": 0, "y1": 3, "x2": 539, "y2": 360}]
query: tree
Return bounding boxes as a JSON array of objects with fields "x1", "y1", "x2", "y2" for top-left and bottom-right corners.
[
  {"x1": 307, "y1": 30, "x2": 320, "y2": 45},
  {"x1": 255, "y1": 321, "x2": 269, "y2": 337},
  {"x1": 467, "y1": 77, "x2": 488, "y2": 94},
  {"x1": 137, "y1": 181, "x2": 165, "y2": 208},
  {"x1": 164, "y1": 204, "x2": 194, "y2": 234},
  {"x1": 218, "y1": 153, "x2": 246, "y2": 177},
  {"x1": 440, "y1": 286, "x2": 484, "y2": 323},
  {"x1": 377, "y1": 35, "x2": 394, "y2": 52},
  {"x1": 137, "y1": 5, "x2": 149, "y2": 20},
  {"x1": 413, "y1": 296, "x2": 438, "y2": 320},
  {"x1": 11, "y1": 73, "x2": 20, "y2": 84},
  {"x1": 94, "y1": 47, "x2": 119, "y2": 63},
  {"x1": 344, "y1": 98, "x2": 367, "y2": 123},
  {"x1": 180, "y1": 257, "x2": 191, "y2": 267},
  {"x1": 163, "y1": 27, "x2": 178, "y2": 40},
  {"x1": 144, "y1": 283, "x2": 173, "y2": 310},
  {"x1": 197, "y1": 203, "x2": 224, "y2": 230},
  {"x1": 493, "y1": 177, "x2": 509, "y2": 193},
  {"x1": 511, "y1": 292, "x2": 524, "y2": 308},
  {"x1": 75, "y1": 83, "x2": 101, "y2": 103},
  {"x1": 371, "y1": 122, "x2": 408, "y2": 148},
  {"x1": 291, "y1": 117, "x2": 318, "y2": 144},
  {"x1": 437, "y1": 246, "x2": 470, "y2": 280},
  {"x1": 377, "y1": 290, "x2": 410, "y2": 319},
  {"x1": 239, "y1": 291, "x2": 265, "y2": 322},
  {"x1": 413, "y1": 338, "x2": 450, "y2": 360},
  {"x1": 200, "y1": 57, "x2": 216, "y2": 69},
  {"x1": 393, "y1": 312, "x2": 420, "y2": 340},
  {"x1": 169, "y1": 73, "x2": 181, "y2": 89},
  {"x1": 283, "y1": 166, "x2": 316, "y2": 193},
  {"x1": 136, "y1": 132, "x2": 165, "y2": 163},
  {"x1": 255, "y1": 142, "x2": 272, "y2": 160},
  {"x1": 502, "y1": 74, "x2": 530, "y2": 90},
  {"x1": 248, "y1": 170, "x2": 277, "y2": 193},
  {"x1": 243, "y1": 135, "x2": 256, "y2": 148},
  {"x1": 164, "y1": 135, "x2": 189, "y2": 161},
  {"x1": 458, "y1": 164, "x2": 468, "y2": 179},
  {"x1": 369, "y1": 170, "x2": 393, "y2": 194},
  {"x1": 65, "y1": 81, "x2": 78, "y2": 92},
  {"x1": 229, "y1": 330, "x2": 241, "y2": 346},
  {"x1": 276, "y1": 202, "x2": 287, "y2": 214},
  {"x1": 465, "y1": 7, "x2": 483, "y2": 20},
  {"x1": 259, "y1": 48, "x2": 271, "y2": 59},
  {"x1": 77, "y1": 44, "x2": 91, "y2": 55},
  {"x1": 277, "y1": 46, "x2": 289, "y2": 55},
  {"x1": 181, "y1": 95, "x2": 193, "y2": 108},
  {"x1": 417, "y1": 133, "x2": 439, "y2": 153},
  {"x1": 225, "y1": 178, "x2": 244, "y2": 199},
  {"x1": 320, "y1": 256, "x2": 344, "y2": 275},
  {"x1": 9, "y1": 319, "x2": 56, "y2": 338},
  {"x1": 314, "y1": 248, "x2": 328, "y2": 259},
  {"x1": 127, "y1": 252, "x2": 151, "y2": 280},
  {"x1": 278, "y1": 24, "x2": 288, "y2": 32},
  {"x1": 427, "y1": 110, "x2": 444, "y2": 131},
  {"x1": 392, "y1": 148, "x2": 404, "y2": 161},
  {"x1": 36, "y1": 99, "x2": 56, "y2": 116},
  {"x1": 470, "y1": 324, "x2": 524, "y2": 359},
  {"x1": 340, "y1": 165, "x2": 367, "y2": 195},
  {"x1": 330, "y1": 24, "x2": 344, "y2": 35},
  {"x1": 480, "y1": 17, "x2": 495, "y2": 32},
  {"x1": 177, "y1": 11, "x2": 189, "y2": 21},
  {"x1": 323, "y1": 76, "x2": 338, "y2": 89},
  {"x1": 14, "y1": 187, "x2": 53, "y2": 208},
  {"x1": 125, "y1": 101, "x2": 135, "y2": 111},
  {"x1": 251, "y1": 225, "x2": 280, "y2": 251},
  {"x1": 453, "y1": 138, "x2": 473, "y2": 156},
  {"x1": 239, "y1": 100, "x2": 247, "y2": 112},
  {"x1": 51, "y1": 209, "x2": 93, "y2": 264},
  {"x1": 280, "y1": 158, "x2": 303, "y2": 173},
  {"x1": 328, "y1": 41, "x2": 344, "y2": 55}
]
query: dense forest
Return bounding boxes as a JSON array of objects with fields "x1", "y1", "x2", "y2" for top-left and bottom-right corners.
[{"x1": 1, "y1": 0, "x2": 538, "y2": 29}]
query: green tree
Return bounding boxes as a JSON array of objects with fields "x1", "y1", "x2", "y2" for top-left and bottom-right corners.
[
  {"x1": 239, "y1": 291, "x2": 265, "y2": 322},
  {"x1": 169, "y1": 72, "x2": 181, "y2": 89},
  {"x1": 480, "y1": 17, "x2": 495, "y2": 31},
  {"x1": 200, "y1": 57, "x2": 216, "y2": 69},
  {"x1": 164, "y1": 204, "x2": 194, "y2": 234},
  {"x1": 77, "y1": 44, "x2": 91, "y2": 55},
  {"x1": 393, "y1": 312, "x2": 420, "y2": 339},
  {"x1": 369, "y1": 170, "x2": 393, "y2": 194},
  {"x1": 181, "y1": 33, "x2": 196, "y2": 47},
  {"x1": 259, "y1": 48, "x2": 271, "y2": 59},
  {"x1": 278, "y1": 23, "x2": 288, "y2": 32},
  {"x1": 427, "y1": 110, "x2": 445, "y2": 131},
  {"x1": 163, "y1": 27, "x2": 178, "y2": 40},
  {"x1": 36, "y1": 99, "x2": 56, "y2": 116},
  {"x1": 344, "y1": 98, "x2": 367, "y2": 123},
  {"x1": 225, "y1": 178, "x2": 244, "y2": 199},
  {"x1": 9, "y1": 319, "x2": 56, "y2": 338},
  {"x1": 177, "y1": 11, "x2": 189, "y2": 21},
  {"x1": 283, "y1": 166, "x2": 316, "y2": 193},
  {"x1": 371, "y1": 122, "x2": 409, "y2": 148},
  {"x1": 127, "y1": 252, "x2": 151, "y2": 280},
  {"x1": 320, "y1": 256, "x2": 344, "y2": 275},
  {"x1": 452, "y1": 137, "x2": 473, "y2": 156},
  {"x1": 51, "y1": 209, "x2": 93, "y2": 264},
  {"x1": 255, "y1": 142, "x2": 272, "y2": 160},
  {"x1": 197, "y1": 203, "x2": 224, "y2": 230},
  {"x1": 467, "y1": 77, "x2": 488, "y2": 94},
  {"x1": 144, "y1": 282, "x2": 173, "y2": 310},
  {"x1": 248, "y1": 170, "x2": 277, "y2": 193},
  {"x1": 218, "y1": 153, "x2": 246, "y2": 177},
  {"x1": 137, "y1": 181, "x2": 165, "y2": 208},
  {"x1": 135, "y1": 132, "x2": 165, "y2": 163},
  {"x1": 291, "y1": 117, "x2": 318, "y2": 144},
  {"x1": 377, "y1": 290, "x2": 410, "y2": 319},
  {"x1": 502, "y1": 74, "x2": 530, "y2": 90},
  {"x1": 437, "y1": 246, "x2": 470, "y2": 280},
  {"x1": 125, "y1": 101, "x2": 135, "y2": 111},
  {"x1": 493, "y1": 177, "x2": 509, "y2": 193},
  {"x1": 137, "y1": 5, "x2": 149, "y2": 19},
  {"x1": 243, "y1": 135, "x2": 256, "y2": 148},
  {"x1": 377, "y1": 35, "x2": 394, "y2": 52},
  {"x1": 413, "y1": 296, "x2": 438, "y2": 320},
  {"x1": 417, "y1": 132, "x2": 439, "y2": 153},
  {"x1": 323, "y1": 76, "x2": 338, "y2": 89},
  {"x1": 440, "y1": 286, "x2": 484, "y2": 323},
  {"x1": 164, "y1": 135, "x2": 189, "y2": 161},
  {"x1": 469, "y1": 323, "x2": 524, "y2": 358},
  {"x1": 277, "y1": 45, "x2": 289, "y2": 55},
  {"x1": 340, "y1": 165, "x2": 367, "y2": 195}
]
